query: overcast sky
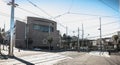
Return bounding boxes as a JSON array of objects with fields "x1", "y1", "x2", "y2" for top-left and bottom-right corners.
[{"x1": 0, "y1": 0, "x2": 120, "y2": 39}]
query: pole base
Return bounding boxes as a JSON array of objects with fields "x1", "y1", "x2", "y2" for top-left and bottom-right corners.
[{"x1": 8, "y1": 54, "x2": 14, "y2": 58}]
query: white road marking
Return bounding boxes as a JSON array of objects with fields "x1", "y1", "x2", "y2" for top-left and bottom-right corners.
[
  {"x1": 89, "y1": 51, "x2": 110, "y2": 57},
  {"x1": 0, "y1": 53, "x2": 72, "y2": 65}
]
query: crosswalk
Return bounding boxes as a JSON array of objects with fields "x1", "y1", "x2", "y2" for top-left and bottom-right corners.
[{"x1": 0, "y1": 53, "x2": 72, "y2": 65}]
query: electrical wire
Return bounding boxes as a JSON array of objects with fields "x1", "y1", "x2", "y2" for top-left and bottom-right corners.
[
  {"x1": 0, "y1": 12, "x2": 27, "y2": 21},
  {"x1": 63, "y1": 17, "x2": 99, "y2": 23},
  {"x1": 25, "y1": 0, "x2": 120, "y2": 31},
  {"x1": 68, "y1": 0, "x2": 74, "y2": 13},
  {"x1": 26, "y1": 0, "x2": 53, "y2": 18},
  {"x1": 52, "y1": 12, "x2": 69, "y2": 19},
  {"x1": 88, "y1": 31, "x2": 118, "y2": 39},
  {"x1": 26, "y1": 0, "x2": 68, "y2": 29},
  {"x1": 85, "y1": 20, "x2": 120, "y2": 29},
  {"x1": 51, "y1": 0, "x2": 74, "y2": 19},
  {"x1": 69, "y1": 12, "x2": 120, "y2": 18},
  {"x1": 14, "y1": 0, "x2": 67, "y2": 30},
  {"x1": 2, "y1": 0, "x2": 120, "y2": 38},
  {"x1": 52, "y1": 0, "x2": 74, "y2": 19},
  {"x1": 90, "y1": 27, "x2": 120, "y2": 38},
  {"x1": 98, "y1": 0, "x2": 119, "y2": 13},
  {"x1": 17, "y1": 7, "x2": 43, "y2": 17}
]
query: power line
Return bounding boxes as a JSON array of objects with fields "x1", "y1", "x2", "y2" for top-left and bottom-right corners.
[
  {"x1": 17, "y1": 7, "x2": 43, "y2": 17},
  {"x1": 85, "y1": 27, "x2": 120, "y2": 35},
  {"x1": 1, "y1": 15, "x2": 117, "y2": 38},
  {"x1": 17, "y1": 0, "x2": 120, "y2": 29},
  {"x1": 63, "y1": 17, "x2": 99, "y2": 23},
  {"x1": 25, "y1": 0, "x2": 68, "y2": 32},
  {"x1": 0, "y1": 12, "x2": 27, "y2": 21},
  {"x1": 85, "y1": 20, "x2": 120, "y2": 29},
  {"x1": 26, "y1": 0, "x2": 53, "y2": 18},
  {"x1": 51, "y1": 0, "x2": 74, "y2": 19},
  {"x1": 98, "y1": 0, "x2": 119, "y2": 13},
  {"x1": 68, "y1": 0, "x2": 74, "y2": 12},
  {"x1": 2, "y1": 1, "x2": 64, "y2": 30},
  {"x1": 69, "y1": 12, "x2": 120, "y2": 18},
  {"x1": 88, "y1": 31, "x2": 117, "y2": 39},
  {"x1": 90, "y1": 26, "x2": 120, "y2": 38},
  {"x1": 3, "y1": 0, "x2": 119, "y2": 37},
  {"x1": 52, "y1": 12, "x2": 69, "y2": 19},
  {"x1": 2, "y1": 0, "x2": 68, "y2": 32},
  {"x1": 0, "y1": 9, "x2": 68, "y2": 34},
  {"x1": 1, "y1": 9, "x2": 118, "y2": 36}
]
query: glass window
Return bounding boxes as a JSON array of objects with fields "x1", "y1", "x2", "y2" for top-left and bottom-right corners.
[
  {"x1": 33, "y1": 24, "x2": 54, "y2": 32},
  {"x1": 33, "y1": 24, "x2": 40, "y2": 30}
]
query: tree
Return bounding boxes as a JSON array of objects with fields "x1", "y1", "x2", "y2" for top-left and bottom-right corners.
[
  {"x1": 47, "y1": 36, "x2": 53, "y2": 51},
  {"x1": 62, "y1": 34, "x2": 72, "y2": 50},
  {"x1": 112, "y1": 35, "x2": 118, "y2": 43},
  {"x1": 28, "y1": 38, "x2": 33, "y2": 49},
  {"x1": 1, "y1": 29, "x2": 5, "y2": 50},
  {"x1": 112, "y1": 35, "x2": 119, "y2": 51},
  {"x1": 62, "y1": 34, "x2": 67, "y2": 40},
  {"x1": 66, "y1": 36, "x2": 72, "y2": 45}
]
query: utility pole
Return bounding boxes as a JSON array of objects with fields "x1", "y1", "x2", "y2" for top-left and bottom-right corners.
[
  {"x1": 99, "y1": 17, "x2": 102, "y2": 52},
  {"x1": 81, "y1": 23, "x2": 84, "y2": 51},
  {"x1": 0, "y1": 28, "x2": 1, "y2": 54},
  {"x1": 8, "y1": 0, "x2": 18, "y2": 57},
  {"x1": 66, "y1": 26, "x2": 68, "y2": 36},
  {"x1": 3, "y1": 23, "x2": 5, "y2": 50},
  {"x1": 48, "y1": 23, "x2": 52, "y2": 51},
  {"x1": 78, "y1": 27, "x2": 80, "y2": 51}
]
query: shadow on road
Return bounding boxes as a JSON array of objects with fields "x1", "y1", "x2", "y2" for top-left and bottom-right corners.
[
  {"x1": 9, "y1": 56, "x2": 34, "y2": 65},
  {"x1": 0, "y1": 52, "x2": 34, "y2": 65}
]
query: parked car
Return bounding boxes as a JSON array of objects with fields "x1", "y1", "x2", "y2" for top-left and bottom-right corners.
[{"x1": 33, "y1": 48, "x2": 42, "y2": 51}]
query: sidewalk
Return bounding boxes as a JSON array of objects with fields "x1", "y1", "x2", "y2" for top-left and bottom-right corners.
[
  {"x1": 0, "y1": 44, "x2": 46, "y2": 57},
  {"x1": 0, "y1": 46, "x2": 47, "y2": 62}
]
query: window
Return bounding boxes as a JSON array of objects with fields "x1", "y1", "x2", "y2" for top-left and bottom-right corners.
[
  {"x1": 33, "y1": 25, "x2": 39, "y2": 30},
  {"x1": 33, "y1": 24, "x2": 54, "y2": 32}
]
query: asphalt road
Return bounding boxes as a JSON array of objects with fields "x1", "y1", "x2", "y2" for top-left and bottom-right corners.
[
  {"x1": 54, "y1": 51, "x2": 120, "y2": 65},
  {"x1": 0, "y1": 47, "x2": 120, "y2": 65}
]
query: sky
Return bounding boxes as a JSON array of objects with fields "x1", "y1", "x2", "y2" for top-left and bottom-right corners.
[{"x1": 0, "y1": 0, "x2": 120, "y2": 39}]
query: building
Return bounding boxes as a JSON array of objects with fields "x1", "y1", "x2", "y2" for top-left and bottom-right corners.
[
  {"x1": 14, "y1": 20, "x2": 26, "y2": 48},
  {"x1": 14, "y1": 17, "x2": 60, "y2": 50},
  {"x1": 26, "y1": 17, "x2": 60, "y2": 49}
]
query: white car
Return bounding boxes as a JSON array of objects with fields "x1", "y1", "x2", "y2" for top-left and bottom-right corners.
[{"x1": 34, "y1": 48, "x2": 42, "y2": 51}]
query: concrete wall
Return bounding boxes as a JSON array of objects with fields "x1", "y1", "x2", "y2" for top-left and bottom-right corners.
[{"x1": 14, "y1": 20, "x2": 26, "y2": 48}]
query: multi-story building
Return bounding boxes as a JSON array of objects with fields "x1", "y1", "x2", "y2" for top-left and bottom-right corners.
[
  {"x1": 26, "y1": 17, "x2": 60, "y2": 49},
  {"x1": 14, "y1": 17, "x2": 60, "y2": 50}
]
